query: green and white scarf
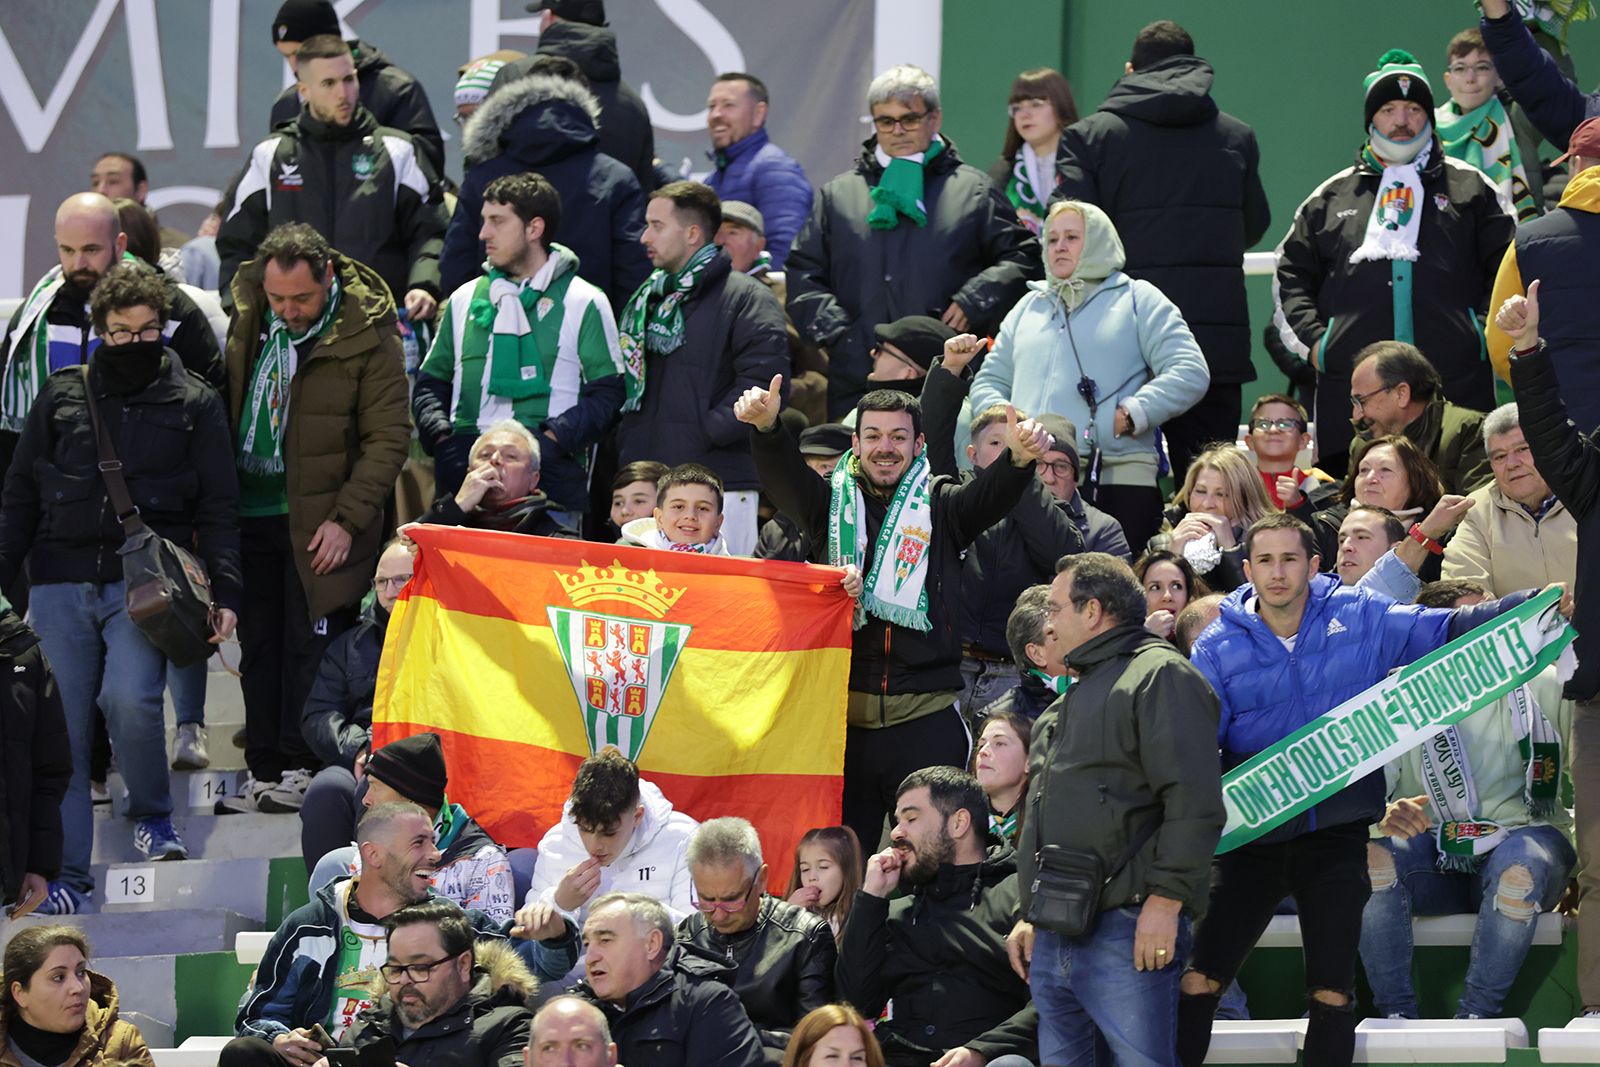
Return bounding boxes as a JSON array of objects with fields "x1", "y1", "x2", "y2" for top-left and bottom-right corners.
[
  {"x1": 868, "y1": 137, "x2": 945, "y2": 230},
  {"x1": 464, "y1": 266, "x2": 557, "y2": 402},
  {"x1": 1352, "y1": 139, "x2": 1429, "y2": 264},
  {"x1": 1026, "y1": 667, "x2": 1070, "y2": 696},
  {"x1": 1005, "y1": 143, "x2": 1052, "y2": 235},
  {"x1": 827, "y1": 451, "x2": 935, "y2": 632},
  {"x1": 1507, "y1": 0, "x2": 1597, "y2": 48},
  {"x1": 1437, "y1": 97, "x2": 1537, "y2": 222},
  {"x1": 1418, "y1": 683, "x2": 1563, "y2": 871},
  {"x1": 618, "y1": 242, "x2": 719, "y2": 412},
  {"x1": 238, "y1": 274, "x2": 342, "y2": 477}
]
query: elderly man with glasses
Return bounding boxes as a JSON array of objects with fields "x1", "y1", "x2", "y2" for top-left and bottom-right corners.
[
  {"x1": 786, "y1": 63, "x2": 1040, "y2": 418},
  {"x1": 675, "y1": 818, "x2": 836, "y2": 1065}
]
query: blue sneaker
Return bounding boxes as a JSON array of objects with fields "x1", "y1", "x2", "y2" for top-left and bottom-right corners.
[
  {"x1": 133, "y1": 817, "x2": 188, "y2": 861},
  {"x1": 33, "y1": 881, "x2": 89, "y2": 915}
]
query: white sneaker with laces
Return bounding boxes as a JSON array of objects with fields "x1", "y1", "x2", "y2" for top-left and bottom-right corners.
[
  {"x1": 172, "y1": 723, "x2": 210, "y2": 770},
  {"x1": 216, "y1": 773, "x2": 271, "y2": 814},
  {"x1": 259, "y1": 768, "x2": 314, "y2": 813}
]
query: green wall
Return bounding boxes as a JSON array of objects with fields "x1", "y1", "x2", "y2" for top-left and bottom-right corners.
[{"x1": 940, "y1": 1, "x2": 1600, "y2": 414}]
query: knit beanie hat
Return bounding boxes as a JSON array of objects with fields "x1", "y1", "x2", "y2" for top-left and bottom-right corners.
[
  {"x1": 1363, "y1": 49, "x2": 1434, "y2": 128},
  {"x1": 367, "y1": 732, "x2": 448, "y2": 810},
  {"x1": 455, "y1": 60, "x2": 507, "y2": 110},
  {"x1": 272, "y1": 0, "x2": 341, "y2": 45}
]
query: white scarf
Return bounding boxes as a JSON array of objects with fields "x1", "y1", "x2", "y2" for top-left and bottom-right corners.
[
  {"x1": 620, "y1": 517, "x2": 730, "y2": 556},
  {"x1": 1351, "y1": 136, "x2": 1432, "y2": 264}
]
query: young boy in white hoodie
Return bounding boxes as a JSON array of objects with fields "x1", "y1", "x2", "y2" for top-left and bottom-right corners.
[{"x1": 619, "y1": 463, "x2": 733, "y2": 555}]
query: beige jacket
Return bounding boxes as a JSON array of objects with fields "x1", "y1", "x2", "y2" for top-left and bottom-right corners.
[{"x1": 1442, "y1": 483, "x2": 1577, "y2": 596}]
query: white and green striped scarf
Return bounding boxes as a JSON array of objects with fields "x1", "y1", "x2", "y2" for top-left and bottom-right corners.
[
  {"x1": 827, "y1": 451, "x2": 934, "y2": 632},
  {"x1": 238, "y1": 275, "x2": 342, "y2": 476},
  {"x1": 0, "y1": 266, "x2": 66, "y2": 433}
]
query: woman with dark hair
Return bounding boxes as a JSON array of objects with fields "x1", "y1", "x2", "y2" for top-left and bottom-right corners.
[
  {"x1": 1133, "y1": 549, "x2": 1210, "y2": 642},
  {"x1": 1314, "y1": 434, "x2": 1449, "y2": 579},
  {"x1": 987, "y1": 68, "x2": 1079, "y2": 235},
  {"x1": 0, "y1": 926, "x2": 153, "y2": 1066},
  {"x1": 974, "y1": 711, "x2": 1032, "y2": 845}
]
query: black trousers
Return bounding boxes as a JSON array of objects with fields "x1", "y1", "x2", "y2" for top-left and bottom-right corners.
[
  {"x1": 218, "y1": 1037, "x2": 286, "y2": 1067},
  {"x1": 1086, "y1": 482, "x2": 1165, "y2": 556},
  {"x1": 841, "y1": 704, "x2": 971, "y2": 853},
  {"x1": 1163, "y1": 382, "x2": 1245, "y2": 486},
  {"x1": 238, "y1": 515, "x2": 357, "y2": 783},
  {"x1": 1178, "y1": 820, "x2": 1371, "y2": 1067}
]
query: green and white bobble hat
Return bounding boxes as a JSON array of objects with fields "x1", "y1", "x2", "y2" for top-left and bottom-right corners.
[
  {"x1": 1363, "y1": 48, "x2": 1435, "y2": 127},
  {"x1": 455, "y1": 60, "x2": 507, "y2": 110}
]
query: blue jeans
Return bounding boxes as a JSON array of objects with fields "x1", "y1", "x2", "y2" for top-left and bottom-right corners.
[
  {"x1": 166, "y1": 658, "x2": 207, "y2": 727},
  {"x1": 30, "y1": 581, "x2": 172, "y2": 890},
  {"x1": 1033, "y1": 906, "x2": 1190, "y2": 1067},
  {"x1": 1359, "y1": 823, "x2": 1575, "y2": 1018}
]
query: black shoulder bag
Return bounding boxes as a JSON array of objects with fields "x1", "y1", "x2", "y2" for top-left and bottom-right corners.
[{"x1": 80, "y1": 367, "x2": 216, "y2": 667}]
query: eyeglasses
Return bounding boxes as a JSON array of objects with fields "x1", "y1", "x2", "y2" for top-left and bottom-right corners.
[
  {"x1": 374, "y1": 574, "x2": 413, "y2": 591},
  {"x1": 1007, "y1": 97, "x2": 1050, "y2": 116},
  {"x1": 1037, "y1": 458, "x2": 1077, "y2": 480},
  {"x1": 871, "y1": 345, "x2": 922, "y2": 373},
  {"x1": 379, "y1": 951, "x2": 464, "y2": 983},
  {"x1": 1250, "y1": 417, "x2": 1305, "y2": 432},
  {"x1": 872, "y1": 111, "x2": 928, "y2": 133},
  {"x1": 690, "y1": 873, "x2": 759, "y2": 915},
  {"x1": 103, "y1": 325, "x2": 162, "y2": 345},
  {"x1": 1447, "y1": 62, "x2": 1495, "y2": 77},
  {"x1": 1349, "y1": 384, "x2": 1395, "y2": 412}
]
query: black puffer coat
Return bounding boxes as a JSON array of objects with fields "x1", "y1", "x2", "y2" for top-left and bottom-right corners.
[{"x1": 0, "y1": 611, "x2": 69, "y2": 900}]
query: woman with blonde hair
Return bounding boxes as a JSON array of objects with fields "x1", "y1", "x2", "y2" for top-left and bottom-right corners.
[
  {"x1": 781, "y1": 1004, "x2": 885, "y2": 1067},
  {"x1": 1150, "y1": 444, "x2": 1279, "y2": 592}
]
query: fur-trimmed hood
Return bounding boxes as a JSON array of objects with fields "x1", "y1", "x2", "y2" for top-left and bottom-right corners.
[
  {"x1": 463, "y1": 73, "x2": 603, "y2": 168},
  {"x1": 364, "y1": 937, "x2": 540, "y2": 1008}
]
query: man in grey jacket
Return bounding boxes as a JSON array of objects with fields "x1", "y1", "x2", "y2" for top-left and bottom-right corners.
[{"x1": 1007, "y1": 552, "x2": 1224, "y2": 1067}]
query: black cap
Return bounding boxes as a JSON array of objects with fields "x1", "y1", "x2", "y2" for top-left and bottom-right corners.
[
  {"x1": 272, "y1": 0, "x2": 340, "y2": 44},
  {"x1": 799, "y1": 423, "x2": 853, "y2": 457},
  {"x1": 524, "y1": 0, "x2": 608, "y2": 25},
  {"x1": 873, "y1": 315, "x2": 957, "y2": 374},
  {"x1": 366, "y1": 733, "x2": 448, "y2": 811}
]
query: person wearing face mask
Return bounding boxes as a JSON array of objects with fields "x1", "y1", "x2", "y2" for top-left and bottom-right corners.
[
  {"x1": 0, "y1": 927, "x2": 153, "y2": 1067},
  {"x1": 1274, "y1": 48, "x2": 1514, "y2": 479},
  {"x1": 0, "y1": 264, "x2": 241, "y2": 914}
]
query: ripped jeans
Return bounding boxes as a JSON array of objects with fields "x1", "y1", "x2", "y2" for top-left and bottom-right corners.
[{"x1": 1359, "y1": 823, "x2": 1575, "y2": 1019}]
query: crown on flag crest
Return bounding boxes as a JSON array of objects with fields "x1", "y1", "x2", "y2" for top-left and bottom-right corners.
[{"x1": 556, "y1": 560, "x2": 687, "y2": 619}]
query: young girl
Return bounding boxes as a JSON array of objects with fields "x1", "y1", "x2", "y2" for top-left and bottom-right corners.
[
  {"x1": 786, "y1": 826, "x2": 863, "y2": 943},
  {"x1": 974, "y1": 712, "x2": 1032, "y2": 845}
]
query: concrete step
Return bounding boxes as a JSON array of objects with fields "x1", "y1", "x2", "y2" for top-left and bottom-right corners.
[
  {"x1": 109, "y1": 769, "x2": 248, "y2": 817},
  {"x1": 91, "y1": 857, "x2": 272, "y2": 920},
  {"x1": 91, "y1": 810, "x2": 301, "y2": 864},
  {"x1": 94, "y1": 956, "x2": 177, "y2": 1034},
  {"x1": 2, "y1": 907, "x2": 258, "y2": 956}
]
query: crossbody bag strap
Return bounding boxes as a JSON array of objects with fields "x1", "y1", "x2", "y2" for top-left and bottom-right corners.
[{"x1": 79, "y1": 365, "x2": 148, "y2": 535}]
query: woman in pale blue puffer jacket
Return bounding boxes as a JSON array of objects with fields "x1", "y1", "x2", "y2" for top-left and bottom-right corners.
[{"x1": 969, "y1": 199, "x2": 1209, "y2": 548}]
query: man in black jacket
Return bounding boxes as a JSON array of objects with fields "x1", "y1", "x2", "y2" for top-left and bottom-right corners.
[
  {"x1": 676, "y1": 818, "x2": 835, "y2": 1063},
  {"x1": 736, "y1": 383, "x2": 1052, "y2": 853},
  {"x1": 617, "y1": 181, "x2": 788, "y2": 556},
  {"x1": 576, "y1": 891, "x2": 764, "y2": 1067},
  {"x1": 219, "y1": 35, "x2": 448, "y2": 317},
  {"x1": 838, "y1": 767, "x2": 1037, "y2": 1067},
  {"x1": 491, "y1": 0, "x2": 656, "y2": 192},
  {"x1": 1007, "y1": 554, "x2": 1223, "y2": 1067},
  {"x1": 266, "y1": 0, "x2": 444, "y2": 175},
  {"x1": 0, "y1": 607, "x2": 70, "y2": 920},
  {"x1": 786, "y1": 64, "x2": 1040, "y2": 417},
  {"x1": 1496, "y1": 280, "x2": 1600, "y2": 1013},
  {"x1": 1055, "y1": 20, "x2": 1272, "y2": 481}
]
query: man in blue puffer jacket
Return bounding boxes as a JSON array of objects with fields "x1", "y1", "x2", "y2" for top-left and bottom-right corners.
[
  {"x1": 1178, "y1": 512, "x2": 1553, "y2": 1067},
  {"x1": 703, "y1": 73, "x2": 813, "y2": 269}
]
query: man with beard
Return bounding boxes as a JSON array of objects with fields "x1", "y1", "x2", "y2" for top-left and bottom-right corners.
[
  {"x1": 836, "y1": 767, "x2": 1037, "y2": 1067},
  {"x1": 0, "y1": 192, "x2": 222, "y2": 476},
  {"x1": 222, "y1": 803, "x2": 577, "y2": 1067},
  {"x1": 1346, "y1": 341, "x2": 1492, "y2": 494}
]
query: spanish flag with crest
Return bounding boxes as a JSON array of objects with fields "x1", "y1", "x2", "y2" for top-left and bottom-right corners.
[{"x1": 372, "y1": 526, "x2": 853, "y2": 889}]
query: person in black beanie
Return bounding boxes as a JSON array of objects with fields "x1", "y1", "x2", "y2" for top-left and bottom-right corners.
[{"x1": 303, "y1": 731, "x2": 518, "y2": 924}]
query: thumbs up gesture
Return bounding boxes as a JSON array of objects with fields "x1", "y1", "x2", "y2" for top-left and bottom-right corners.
[
  {"x1": 1495, "y1": 278, "x2": 1542, "y2": 353},
  {"x1": 734, "y1": 373, "x2": 785, "y2": 432},
  {"x1": 1003, "y1": 403, "x2": 1054, "y2": 465}
]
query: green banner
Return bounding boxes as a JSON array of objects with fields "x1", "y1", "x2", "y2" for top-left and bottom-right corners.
[{"x1": 1217, "y1": 587, "x2": 1575, "y2": 854}]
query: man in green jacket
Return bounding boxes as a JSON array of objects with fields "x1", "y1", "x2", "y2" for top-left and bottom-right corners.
[
  {"x1": 1348, "y1": 341, "x2": 1493, "y2": 494},
  {"x1": 222, "y1": 222, "x2": 411, "y2": 815},
  {"x1": 1007, "y1": 552, "x2": 1224, "y2": 1067}
]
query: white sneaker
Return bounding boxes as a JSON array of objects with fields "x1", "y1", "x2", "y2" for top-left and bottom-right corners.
[
  {"x1": 259, "y1": 768, "x2": 313, "y2": 813},
  {"x1": 215, "y1": 773, "x2": 271, "y2": 814},
  {"x1": 172, "y1": 724, "x2": 210, "y2": 770}
]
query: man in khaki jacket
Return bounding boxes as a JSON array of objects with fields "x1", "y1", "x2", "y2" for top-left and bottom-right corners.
[
  {"x1": 222, "y1": 222, "x2": 410, "y2": 814},
  {"x1": 1444, "y1": 401, "x2": 1577, "y2": 596}
]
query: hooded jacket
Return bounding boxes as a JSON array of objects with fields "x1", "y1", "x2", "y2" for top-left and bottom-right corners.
[
  {"x1": 0, "y1": 610, "x2": 68, "y2": 900},
  {"x1": 225, "y1": 252, "x2": 412, "y2": 621},
  {"x1": 1273, "y1": 136, "x2": 1513, "y2": 462},
  {"x1": 836, "y1": 848, "x2": 1037, "y2": 1067},
  {"x1": 786, "y1": 136, "x2": 1041, "y2": 411},
  {"x1": 575, "y1": 943, "x2": 765, "y2": 1067},
  {"x1": 301, "y1": 601, "x2": 387, "y2": 768},
  {"x1": 1017, "y1": 626, "x2": 1223, "y2": 920},
  {"x1": 969, "y1": 203, "x2": 1211, "y2": 489},
  {"x1": 1487, "y1": 165, "x2": 1600, "y2": 433},
  {"x1": 1056, "y1": 54, "x2": 1272, "y2": 385},
  {"x1": 615, "y1": 249, "x2": 789, "y2": 492},
  {"x1": 268, "y1": 40, "x2": 444, "y2": 177},
  {"x1": 219, "y1": 105, "x2": 448, "y2": 308},
  {"x1": 489, "y1": 22, "x2": 656, "y2": 192},
  {"x1": 527, "y1": 778, "x2": 698, "y2": 925},
  {"x1": 0, "y1": 971, "x2": 152, "y2": 1067},
  {"x1": 676, "y1": 895, "x2": 837, "y2": 1052},
  {"x1": 705, "y1": 128, "x2": 813, "y2": 269},
  {"x1": 1190, "y1": 574, "x2": 1531, "y2": 842},
  {"x1": 343, "y1": 940, "x2": 535, "y2": 1067},
  {"x1": 0, "y1": 350, "x2": 243, "y2": 611},
  {"x1": 442, "y1": 74, "x2": 649, "y2": 308}
]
